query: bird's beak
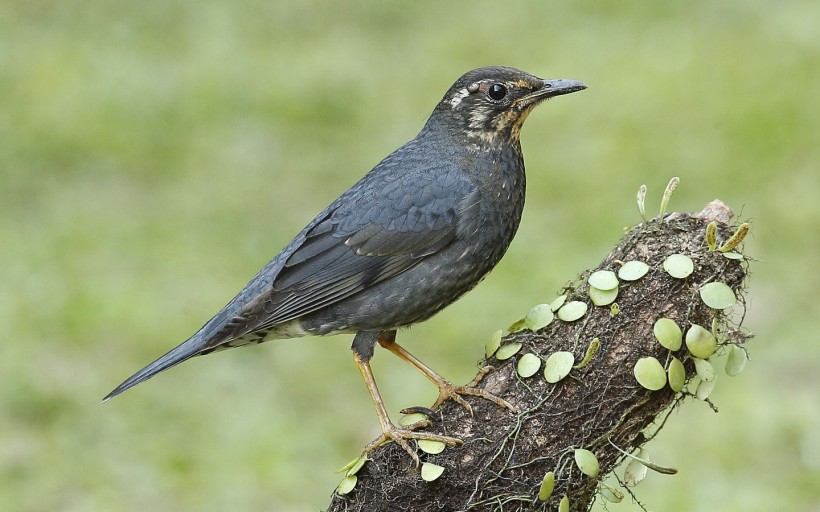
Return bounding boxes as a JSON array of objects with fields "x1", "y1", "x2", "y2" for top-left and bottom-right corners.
[{"x1": 519, "y1": 79, "x2": 587, "y2": 107}]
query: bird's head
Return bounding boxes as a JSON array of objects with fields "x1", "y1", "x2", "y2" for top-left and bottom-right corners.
[{"x1": 429, "y1": 66, "x2": 586, "y2": 150}]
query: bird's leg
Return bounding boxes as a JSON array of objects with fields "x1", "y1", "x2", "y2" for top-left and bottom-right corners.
[
  {"x1": 377, "y1": 331, "x2": 516, "y2": 414},
  {"x1": 352, "y1": 331, "x2": 462, "y2": 465}
]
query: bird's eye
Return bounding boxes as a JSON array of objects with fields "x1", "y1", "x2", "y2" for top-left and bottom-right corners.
[{"x1": 488, "y1": 83, "x2": 507, "y2": 101}]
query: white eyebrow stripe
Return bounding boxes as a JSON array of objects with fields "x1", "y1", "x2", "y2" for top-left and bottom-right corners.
[{"x1": 449, "y1": 87, "x2": 470, "y2": 107}]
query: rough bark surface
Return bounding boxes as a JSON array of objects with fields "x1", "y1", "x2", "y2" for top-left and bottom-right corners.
[{"x1": 326, "y1": 200, "x2": 750, "y2": 512}]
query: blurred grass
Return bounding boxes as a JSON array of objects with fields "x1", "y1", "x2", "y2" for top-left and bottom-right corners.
[{"x1": 1, "y1": 1, "x2": 818, "y2": 510}]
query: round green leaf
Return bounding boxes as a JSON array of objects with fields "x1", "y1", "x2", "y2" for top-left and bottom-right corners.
[
  {"x1": 559, "y1": 495, "x2": 569, "y2": 512},
  {"x1": 588, "y1": 270, "x2": 619, "y2": 290},
  {"x1": 544, "y1": 351, "x2": 575, "y2": 383},
  {"x1": 525, "y1": 304, "x2": 554, "y2": 331},
  {"x1": 726, "y1": 345, "x2": 748, "y2": 376},
  {"x1": 623, "y1": 449, "x2": 649, "y2": 486},
  {"x1": 693, "y1": 358, "x2": 716, "y2": 382},
  {"x1": 667, "y1": 357, "x2": 686, "y2": 392},
  {"x1": 634, "y1": 357, "x2": 667, "y2": 390},
  {"x1": 618, "y1": 260, "x2": 649, "y2": 281},
  {"x1": 589, "y1": 285, "x2": 618, "y2": 306},
  {"x1": 653, "y1": 318, "x2": 682, "y2": 351},
  {"x1": 574, "y1": 448, "x2": 600, "y2": 477},
  {"x1": 516, "y1": 353, "x2": 542, "y2": 378},
  {"x1": 699, "y1": 282, "x2": 737, "y2": 309},
  {"x1": 550, "y1": 294, "x2": 568, "y2": 312},
  {"x1": 695, "y1": 375, "x2": 717, "y2": 400},
  {"x1": 418, "y1": 439, "x2": 446, "y2": 454},
  {"x1": 398, "y1": 412, "x2": 428, "y2": 427},
  {"x1": 495, "y1": 342, "x2": 522, "y2": 361},
  {"x1": 507, "y1": 318, "x2": 526, "y2": 333},
  {"x1": 663, "y1": 253, "x2": 694, "y2": 279},
  {"x1": 557, "y1": 301, "x2": 588, "y2": 322},
  {"x1": 685, "y1": 324, "x2": 717, "y2": 359},
  {"x1": 485, "y1": 329, "x2": 503, "y2": 358},
  {"x1": 421, "y1": 462, "x2": 445, "y2": 482},
  {"x1": 337, "y1": 474, "x2": 357, "y2": 495},
  {"x1": 538, "y1": 471, "x2": 555, "y2": 501}
]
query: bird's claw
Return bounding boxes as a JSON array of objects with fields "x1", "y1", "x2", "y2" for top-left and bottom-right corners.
[
  {"x1": 431, "y1": 365, "x2": 517, "y2": 414},
  {"x1": 363, "y1": 425, "x2": 462, "y2": 466}
]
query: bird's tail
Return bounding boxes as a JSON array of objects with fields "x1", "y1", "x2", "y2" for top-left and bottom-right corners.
[{"x1": 102, "y1": 336, "x2": 205, "y2": 402}]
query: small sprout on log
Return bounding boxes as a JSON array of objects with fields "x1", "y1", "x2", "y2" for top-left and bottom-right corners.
[
  {"x1": 484, "y1": 329, "x2": 503, "y2": 358},
  {"x1": 550, "y1": 294, "x2": 568, "y2": 311},
  {"x1": 574, "y1": 337, "x2": 600, "y2": 369},
  {"x1": 636, "y1": 184, "x2": 647, "y2": 221},
  {"x1": 544, "y1": 351, "x2": 575, "y2": 383},
  {"x1": 559, "y1": 495, "x2": 570, "y2": 512},
  {"x1": 659, "y1": 176, "x2": 679, "y2": 217},
  {"x1": 537, "y1": 471, "x2": 555, "y2": 501},
  {"x1": 599, "y1": 481, "x2": 624, "y2": 503},
  {"x1": 653, "y1": 318, "x2": 683, "y2": 351},
  {"x1": 634, "y1": 356, "x2": 667, "y2": 390},
  {"x1": 686, "y1": 324, "x2": 717, "y2": 359},
  {"x1": 418, "y1": 440, "x2": 446, "y2": 455},
  {"x1": 699, "y1": 281, "x2": 737, "y2": 309},
  {"x1": 337, "y1": 455, "x2": 366, "y2": 475},
  {"x1": 588, "y1": 270, "x2": 619, "y2": 290},
  {"x1": 589, "y1": 285, "x2": 619, "y2": 306},
  {"x1": 623, "y1": 449, "x2": 649, "y2": 486},
  {"x1": 525, "y1": 304, "x2": 554, "y2": 331},
  {"x1": 337, "y1": 475, "x2": 357, "y2": 495},
  {"x1": 495, "y1": 342, "x2": 522, "y2": 361},
  {"x1": 618, "y1": 260, "x2": 649, "y2": 281},
  {"x1": 609, "y1": 439, "x2": 679, "y2": 475},
  {"x1": 516, "y1": 353, "x2": 542, "y2": 378},
  {"x1": 705, "y1": 221, "x2": 718, "y2": 252},
  {"x1": 663, "y1": 253, "x2": 694, "y2": 279},
  {"x1": 725, "y1": 345, "x2": 748, "y2": 376},
  {"x1": 610, "y1": 303, "x2": 620, "y2": 315},
  {"x1": 668, "y1": 357, "x2": 686, "y2": 392},
  {"x1": 420, "y1": 462, "x2": 445, "y2": 482},
  {"x1": 574, "y1": 448, "x2": 600, "y2": 477},
  {"x1": 694, "y1": 358, "x2": 717, "y2": 382},
  {"x1": 718, "y1": 222, "x2": 750, "y2": 252},
  {"x1": 557, "y1": 301, "x2": 588, "y2": 321},
  {"x1": 346, "y1": 456, "x2": 368, "y2": 476}
]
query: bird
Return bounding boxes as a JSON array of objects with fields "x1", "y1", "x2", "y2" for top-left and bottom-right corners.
[{"x1": 105, "y1": 66, "x2": 586, "y2": 463}]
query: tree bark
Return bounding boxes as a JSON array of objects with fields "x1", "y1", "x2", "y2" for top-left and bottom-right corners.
[{"x1": 326, "y1": 200, "x2": 750, "y2": 512}]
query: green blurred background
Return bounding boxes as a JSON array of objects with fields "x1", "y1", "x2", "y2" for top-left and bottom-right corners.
[{"x1": 2, "y1": 1, "x2": 818, "y2": 510}]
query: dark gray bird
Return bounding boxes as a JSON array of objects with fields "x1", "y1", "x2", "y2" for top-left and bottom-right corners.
[{"x1": 105, "y1": 66, "x2": 585, "y2": 462}]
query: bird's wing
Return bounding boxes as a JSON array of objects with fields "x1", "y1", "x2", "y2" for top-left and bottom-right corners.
[{"x1": 202, "y1": 166, "x2": 479, "y2": 347}]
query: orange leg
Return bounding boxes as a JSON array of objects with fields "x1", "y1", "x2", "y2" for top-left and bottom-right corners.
[
  {"x1": 377, "y1": 331, "x2": 516, "y2": 414},
  {"x1": 352, "y1": 349, "x2": 462, "y2": 465}
]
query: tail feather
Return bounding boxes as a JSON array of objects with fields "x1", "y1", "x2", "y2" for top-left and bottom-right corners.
[{"x1": 102, "y1": 337, "x2": 205, "y2": 402}]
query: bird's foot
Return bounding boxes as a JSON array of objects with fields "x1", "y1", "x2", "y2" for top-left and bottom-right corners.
[
  {"x1": 362, "y1": 421, "x2": 462, "y2": 466},
  {"x1": 431, "y1": 365, "x2": 517, "y2": 414}
]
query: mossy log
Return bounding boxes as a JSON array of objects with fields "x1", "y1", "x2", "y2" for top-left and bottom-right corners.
[{"x1": 327, "y1": 200, "x2": 751, "y2": 512}]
